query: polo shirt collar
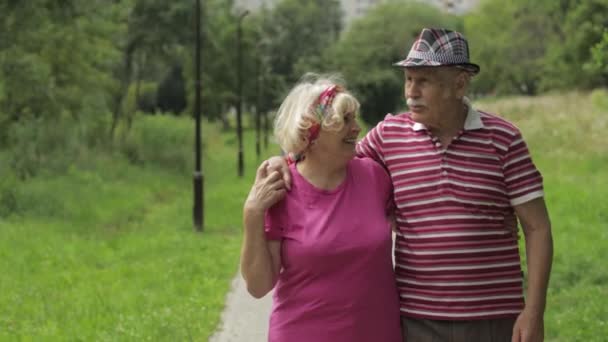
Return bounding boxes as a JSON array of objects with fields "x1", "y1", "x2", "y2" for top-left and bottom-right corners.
[{"x1": 412, "y1": 97, "x2": 484, "y2": 131}]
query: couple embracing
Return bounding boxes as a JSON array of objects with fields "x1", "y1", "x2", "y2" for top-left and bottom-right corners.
[{"x1": 241, "y1": 28, "x2": 553, "y2": 342}]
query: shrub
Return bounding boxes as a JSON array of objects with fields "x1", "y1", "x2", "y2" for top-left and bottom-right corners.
[
  {"x1": 0, "y1": 169, "x2": 21, "y2": 217},
  {"x1": 119, "y1": 114, "x2": 196, "y2": 174},
  {"x1": 7, "y1": 117, "x2": 80, "y2": 179},
  {"x1": 590, "y1": 88, "x2": 608, "y2": 112}
]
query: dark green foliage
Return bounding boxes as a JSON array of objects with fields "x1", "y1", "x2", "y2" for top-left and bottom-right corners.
[
  {"x1": 329, "y1": 1, "x2": 462, "y2": 125},
  {"x1": 0, "y1": 170, "x2": 21, "y2": 217},
  {"x1": 157, "y1": 65, "x2": 187, "y2": 115},
  {"x1": 588, "y1": 31, "x2": 608, "y2": 77},
  {"x1": 137, "y1": 83, "x2": 159, "y2": 114},
  {"x1": 255, "y1": 0, "x2": 343, "y2": 109},
  {"x1": 466, "y1": 0, "x2": 608, "y2": 94},
  {"x1": 0, "y1": 0, "x2": 606, "y2": 176},
  {"x1": 6, "y1": 117, "x2": 81, "y2": 179}
]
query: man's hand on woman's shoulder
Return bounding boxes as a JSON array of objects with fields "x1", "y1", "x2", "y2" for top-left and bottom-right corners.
[
  {"x1": 244, "y1": 161, "x2": 287, "y2": 214},
  {"x1": 266, "y1": 155, "x2": 292, "y2": 190}
]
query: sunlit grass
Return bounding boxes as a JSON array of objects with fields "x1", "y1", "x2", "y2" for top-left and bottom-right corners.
[
  {"x1": 1, "y1": 91, "x2": 606, "y2": 341},
  {"x1": 476, "y1": 91, "x2": 608, "y2": 341},
  {"x1": 0, "y1": 118, "x2": 277, "y2": 341}
]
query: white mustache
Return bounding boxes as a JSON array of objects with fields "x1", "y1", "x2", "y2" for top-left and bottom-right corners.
[{"x1": 407, "y1": 99, "x2": 426, "y2": 107}]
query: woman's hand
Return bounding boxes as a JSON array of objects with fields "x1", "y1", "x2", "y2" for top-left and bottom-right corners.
[{"x1": 245, "y1": 161, "x2": 287, "y2": 213}]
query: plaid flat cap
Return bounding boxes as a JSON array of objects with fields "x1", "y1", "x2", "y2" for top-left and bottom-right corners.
[{"x1": 394, "y1": 28, "x2": 480, "y2": 74}]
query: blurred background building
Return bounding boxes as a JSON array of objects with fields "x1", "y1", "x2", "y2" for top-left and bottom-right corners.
[{"x1": 234, "y1": 0, "x2": 480, "y2": 25}]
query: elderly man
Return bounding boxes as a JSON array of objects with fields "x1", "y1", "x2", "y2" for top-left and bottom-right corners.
[
  {"x1": 269, "y1": 28, "x2": 553, "y2": 342},
  {"x1": 356, "y1": 28, "x2": 553, "y2": 342}
]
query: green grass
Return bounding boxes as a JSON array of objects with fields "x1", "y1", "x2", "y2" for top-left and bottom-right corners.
[
  {"x1": 477, "y1": 91, "x2": 608, "y2": 341},
  {"x1": 1, "y1": 90, "x2": 606, "y2": 341},
  {"x1": 0, "y1": 118, "x2": 276, "y2": 341}
]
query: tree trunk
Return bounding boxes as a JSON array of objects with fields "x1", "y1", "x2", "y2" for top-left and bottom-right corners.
[{"x1": 110, "y1": 38, "x2": 137, "y2": 138}]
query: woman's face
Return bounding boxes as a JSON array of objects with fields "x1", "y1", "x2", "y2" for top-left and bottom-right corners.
[{"x1": 313, "y1": 111, "x2": 361, "y2": 162}]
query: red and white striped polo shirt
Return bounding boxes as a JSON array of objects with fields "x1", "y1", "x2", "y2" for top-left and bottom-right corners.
[{"x1": 356, "y1": 99, "x2": 544, "y2": 320}]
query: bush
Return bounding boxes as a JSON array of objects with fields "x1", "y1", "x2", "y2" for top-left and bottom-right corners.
[
  {"x1": 124, "y1": 81, "x2": 158, "y2": 115},
  {"x1": 0, "y1": 169, "x2": 21, "y2": 217},
  {"x1": 157, "y1": 65, "x2": 187, "y2": 115},
  {"x1": 6, "y1": 117, "x2": 81, "y2": 179},
  {"x1": 119, "y1": 114, "x2": 196, "y2": 174},
  {"x1": 590, "y1": 88, "x2": 608, "y2": 112}
]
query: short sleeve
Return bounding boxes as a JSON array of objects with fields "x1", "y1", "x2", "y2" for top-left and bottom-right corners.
[
  {"x1": 264, "y1": 199, "x2": 287, "y2": 240},
  {"x1": 356, "y1": 115, "x2": 390, "y2": 165},
  {"x1": 503, "y1": 130, "x2": 544, "y2": 206}
]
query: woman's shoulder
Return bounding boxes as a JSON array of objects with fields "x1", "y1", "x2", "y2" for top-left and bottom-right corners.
[
  {"x1": 350, "y1": 157, "x2": 386, "y2": 174},
  {"x1": 349, "y1": 157, "x2": 390, "y2": 185}
]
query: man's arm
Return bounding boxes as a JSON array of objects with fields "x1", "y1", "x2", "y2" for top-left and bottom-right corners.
[
  {"x1": 356, "y1": 117, "x2": 387, "y2": 165},
  {"x1": 512, "y1": 197, "x2": 553, "y2": 342}
]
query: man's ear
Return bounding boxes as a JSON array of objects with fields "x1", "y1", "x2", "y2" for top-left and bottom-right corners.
[{"x1": 455, "y1": 72, "x2": 469, "y2": 98}]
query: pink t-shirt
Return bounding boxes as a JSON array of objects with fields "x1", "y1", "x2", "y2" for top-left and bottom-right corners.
[{"x1": 264, "y1": 158, "x2": 401, "y2": 342}]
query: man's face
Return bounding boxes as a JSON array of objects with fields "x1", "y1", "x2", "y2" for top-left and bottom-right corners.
[{"x1": 404, "y1": 67, "x2": 464, "y2": 127}]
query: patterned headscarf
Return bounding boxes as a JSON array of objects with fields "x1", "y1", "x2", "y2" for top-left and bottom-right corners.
[{"x1": 307, "y1": 85, "x2": 342, "y2": 143}]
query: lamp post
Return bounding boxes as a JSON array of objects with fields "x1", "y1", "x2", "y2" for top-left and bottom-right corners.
[
  {"x1": 193, "y1": 0, "x2": 204, "y2": 232},
  {"x1": 255, "y1": 46, "x2": 262, "y2": 159},
  {"x1": 263, "y1": 109, "x2": 269, "y2": 150},
  {"x1": 236, "y1": 10, "x2": 249, "y2": 177}
]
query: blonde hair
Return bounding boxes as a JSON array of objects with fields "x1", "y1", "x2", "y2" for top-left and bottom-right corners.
[{"x1": 274, "y1": 73, "x2": 360, "y2": 154}]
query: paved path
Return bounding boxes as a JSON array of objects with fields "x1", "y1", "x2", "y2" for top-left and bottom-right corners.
[
  {"x1": 210, "y1": 234, "x2": 395, "y2": 341},
  {"x1": 209, "y1": 271, "x2": 272, "y2": 342}
]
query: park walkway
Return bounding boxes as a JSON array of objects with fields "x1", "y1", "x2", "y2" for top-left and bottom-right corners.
[
  {"x1": 209, "y1": 271, "x2": 272, "y2": 342},
  {"x1": 210, "y1": 235, "x2": 396, "y2": 341}
]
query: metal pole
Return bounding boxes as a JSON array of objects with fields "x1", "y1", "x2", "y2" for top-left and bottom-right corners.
[
  {"x1": 263, "y1": 110, "x2": 269, "y2": 150},
  {"x1": 193, "y1": 0, "x2": 204, "y2": 232},
  {"x1": 236, "y1": 11, "x2": 249, "y2": 177},
  {"x1": 255, "y1": 52, "x2": 261, "y2": 159}
]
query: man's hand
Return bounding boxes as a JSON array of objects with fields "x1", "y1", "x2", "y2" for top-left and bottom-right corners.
[
  {"x1": 512, "y1": 197, "x2": 553, "y2": 342},
  {"x1": 266, "y1": 155, "x2": 292, "y2": 190},
  {"x1": 505, "y1": 212, "x2": 520, "y2": 240},
  {"x1": 388, "y1": 214, "x2": 397, "y2": 233},
  {"x1": 512, "y1": 308, "x2": 544, "y2": 342},
  {"x1": 244, "y1": 161, "x2": 286, "y2": 214}
]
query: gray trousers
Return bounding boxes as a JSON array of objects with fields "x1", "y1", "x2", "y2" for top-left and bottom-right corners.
[{"x1": 401, "y1": 316, "x2": 516, "y2": 342}]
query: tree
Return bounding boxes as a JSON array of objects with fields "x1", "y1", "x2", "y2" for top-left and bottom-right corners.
[
  {"x1": 257, "y1": 0, "x2": 343, "y2": 108},
  {"x1": 587, "y1": 30, "x2": 608, "y2": 84},
  {"x1": 540, "y1": 0, "x2": 608, "y2": 90},
  {"x1": 157, "y1": 65, "x2": 187, "y2": 115},
  {"x1": 465, "y1": 0, "x2": 608, "y2": 94},
  {"x1": 0, "y1": 0, "x2": 123, "y2": 143},
  {"x1": 465, "y1": 0, "x2": 553, "y2": 95},
  {"x1": 329, "y1": 1, "x2": 461, "y2": 125},
  {"x1": 110, "y1": 0, "x2": 193, "y2": 136}
]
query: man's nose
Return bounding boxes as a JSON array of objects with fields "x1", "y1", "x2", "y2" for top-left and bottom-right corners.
[{"x1": 406, "y1": 82, "x2": 420, "y2": 98}]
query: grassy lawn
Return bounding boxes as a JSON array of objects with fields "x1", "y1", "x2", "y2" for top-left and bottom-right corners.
[
  {"x1": 477, "y1": 91, "x2": 608, "y2": 341},
  {"x1": 0, "y1": 118, "x2": 275, "y2": 341},
  {"x1": 0, "y1": 90, "x2": 606, "y2": 341}
]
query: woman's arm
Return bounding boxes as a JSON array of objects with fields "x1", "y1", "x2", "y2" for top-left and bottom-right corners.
[
  {"x1": 241, "y1": 208, "x2": 282, "y2": 298},
  {"x1": 240, "y1": 161, "x2": 286, "y2": 298}
]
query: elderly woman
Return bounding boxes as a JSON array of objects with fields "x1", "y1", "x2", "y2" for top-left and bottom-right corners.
[{"x1": 240, "y1": 75, "x2": 402, "y2": 342}]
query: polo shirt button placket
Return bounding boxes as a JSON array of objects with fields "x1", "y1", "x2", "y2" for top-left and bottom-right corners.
[{"x1": 440, "y1": 148, "x2": 448, "y2": 194}]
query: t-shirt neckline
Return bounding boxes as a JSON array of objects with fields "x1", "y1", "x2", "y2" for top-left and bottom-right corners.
[{"x1": 292, "y1": 161, "x2": 349, "y2": 195}]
